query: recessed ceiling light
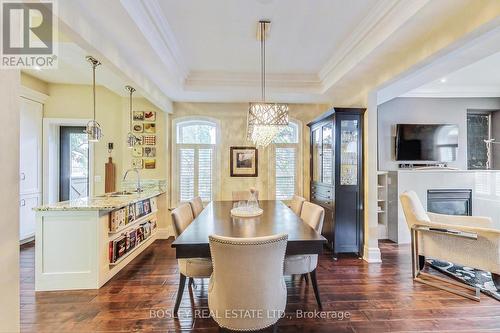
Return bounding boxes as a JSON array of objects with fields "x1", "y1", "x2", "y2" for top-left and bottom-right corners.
[
  {"x1": 33, "y1": 65, "x2": 41, "y2": 71},
  {"x1": 440, "y1": 77, "x2": 447, "y2": 83}
]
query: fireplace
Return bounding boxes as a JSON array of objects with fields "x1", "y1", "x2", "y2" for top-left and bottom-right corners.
[{"x1": 427, "y1": 189, "x2": 472, "y2": 216}]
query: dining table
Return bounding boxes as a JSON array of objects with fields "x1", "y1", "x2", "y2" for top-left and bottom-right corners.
[{"x1": 171, "y1": 200, "x2": 327, "y2": 314}]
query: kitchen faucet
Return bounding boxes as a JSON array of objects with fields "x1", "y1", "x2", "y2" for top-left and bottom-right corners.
[{"x1": 123, "y1": 168, "x2": 142, "y2": 193}]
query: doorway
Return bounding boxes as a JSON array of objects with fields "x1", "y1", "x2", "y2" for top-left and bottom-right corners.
[{"x1": 59, "y1": 126, "x2": 89, "y2": 201}]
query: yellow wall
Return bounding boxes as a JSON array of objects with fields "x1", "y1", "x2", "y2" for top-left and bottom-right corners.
[
  {"x1": 170, "y1": 102, "x2": 328, "y2": 205},
  {"x1": 21, "y1": 73, "x2": 49, "y2": 95}
]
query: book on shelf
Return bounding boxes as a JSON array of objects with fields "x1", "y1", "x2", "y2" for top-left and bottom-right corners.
[
  {"x1": 143, "y1": 199, "x2": 151, "y2": 215},
  {"x1": 150, "y1": 197, "x2": 158, "y2": 212},
  {"x1": 127, "y1": 204, "x2": 136, "y2": 224},
  {"x1": 126, "y1": 229, "x2": 137, "y2": 251},
  {"x1": 109, "y1": 207, "x2": 126, "y2": 232}
]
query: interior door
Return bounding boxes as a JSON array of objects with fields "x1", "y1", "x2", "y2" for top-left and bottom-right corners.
[{"x1": 59, "y1": 126, "x2": 89, "y2": 201}]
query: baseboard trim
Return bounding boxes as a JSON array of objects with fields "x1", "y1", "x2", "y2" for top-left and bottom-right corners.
[
  {"x1": 156, "y1": 228, "x2": 173, "y2": 239},
  {"x1": 363, "y1": 245, "x2": 382, "y2": 263}
]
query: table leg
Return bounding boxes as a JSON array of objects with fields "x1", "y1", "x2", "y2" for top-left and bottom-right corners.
[
  {"x1": 310, "y1": 269, "x2": 322, "y2": 309},
  {"x1": 174, "y1": 273, "x2": 187, "y2": 316}
]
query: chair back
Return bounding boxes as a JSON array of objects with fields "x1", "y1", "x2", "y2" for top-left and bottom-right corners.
[
  {"x1": 208, "y1": 234, "x2": 288, "y2": 331},
  {"x1": 290, "y1": 195, "x2": 306, "y2": 215},
  {"x1": 171, "y1": 203, "x2": 194, "y2": 238},
  {"x1": 232, "y1": 190, "x2": 259, "y2": 201},
  {"x1": 189, "y1": 196, "x2": 204, "y2": 218},
  {"x1": 400, "y1": 191, "x2": 431, "y2": 229},
  {"x1": 300, "y1": 201, "x2": 325, "y2": 233}
]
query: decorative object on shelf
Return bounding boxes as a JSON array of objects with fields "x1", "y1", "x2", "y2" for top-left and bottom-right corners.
[
  {"x1": 144, "y1": 111, "x2": 156, "y2": 122},
  {"x1": 247, "y1": 20, "x2": 288, "y2": 148},
  {"x1": 230, "y1": 146, "x2": 258, "y2": 177},
  {"x1": 84, "y1": 56, "x2": 103, "y2": 142},
  {"x1": 132, "y1": 146, "x2": 143, "y2": 157},
  {"x1": 132, "y1": 158, "x2": 143, "y2": 169},
  {"x1": 142, "y1": 135, "x2": 156, "y2": 146},
  {"x1": 126, "y1": 85, "x2": 141, "y2": 148},
  {"x1": 144, "y1": 123, "x2": 156, "y2": 133},
  {"x1": 143, "y1": 147, "x2": 156, "y2": 157},
  {"x1": 144, "y1": 159, "x2": 156, "y2": 169},
  {"x1": 133, "y1": 111, "x2": 144, "y2": 121}
]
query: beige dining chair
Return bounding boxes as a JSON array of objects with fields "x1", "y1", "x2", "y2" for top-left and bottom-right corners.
[
  {"x1": 400, "y1": 191, "x2": 500, "y2": 300},
  {"x1": 189, "y1": 196, "x2": 204, "y2": 218},
  {"x1": 208, "y1": 233, "x2": 288, "y2": 331},
  {"x1": 171, "y1": 203, "x2": 213, "y2": 315},
  {"x1": 283, "y1": 201, "x2": 324, "y2": 308},
  {"x1": 232, "y1": 189, "x2": 259, "y2": 201},
  {"x1": 289, "y1": 195, "x2": 306, "y2": 215}
]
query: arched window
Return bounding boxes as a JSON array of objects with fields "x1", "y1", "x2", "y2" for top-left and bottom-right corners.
[
  {"x1": 175, "y1": 119, "x2": 217, "y2": 203},
  {"x1": 272, "y1": 121, "x2": 301, "y2": 200}
]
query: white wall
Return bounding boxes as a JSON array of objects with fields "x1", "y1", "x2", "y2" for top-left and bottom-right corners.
[
  {"x1": 0, "y1": 70, "x2": 20, "y2": 332},
  {"x1": 378, "y1": 97, "x2": 500, "y2": 171}
]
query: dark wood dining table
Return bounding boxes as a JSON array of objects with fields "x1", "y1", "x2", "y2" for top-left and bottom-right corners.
[
  {"x1": 171, "y1": 200, "x2": 327, "y2": 315},
  {"x1": 172, "y1": 200, "x2": 327, "y2": 258}
]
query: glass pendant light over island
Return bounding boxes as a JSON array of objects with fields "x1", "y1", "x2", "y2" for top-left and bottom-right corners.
[
  {"x1": 125, "y1": 85, "x2": 141, "y2": 148},
  {"x1": 84, "y1": 56, "x2": 103, "y2": 142},
  {"x1": 247, "y1": 20, "x2": 289, "y2": 148}
]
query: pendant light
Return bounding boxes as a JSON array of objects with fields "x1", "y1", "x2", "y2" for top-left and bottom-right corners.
[
  {"x1": 125, "y1": 85, "x2": 141, "y2": 148},
  {"x1": 247, "y1": 20, "x2": 289, "y2": 148},
  {"x1": 85, "y1": 56, "x2": 103, "y2": 142}
]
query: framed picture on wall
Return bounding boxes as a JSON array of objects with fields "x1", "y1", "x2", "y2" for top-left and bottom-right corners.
[
  {"x1": 230, "y1": 146, "x2": 258, "y2": 177},
  {"x1": 132, "y1": 158, "x2": 143, "y2": 169},
  {"x1": 143, "y1": 147, "x2": 156, "y2": 157},
  {"x1": 133, "y1": 122, "x2": 143, "y2": 133},
  {"x1": 144, "y1": 159, "x2": 156, "y2": 169},
  {"x1": 133, "y1": 111, "x2": 144, "y2": 121},
  {"x1": 144, "y1": 123, "x2": 156, "y2": 133},
  {"x1": 144, "y1": 111, "x2": 156, "y2": 122}
]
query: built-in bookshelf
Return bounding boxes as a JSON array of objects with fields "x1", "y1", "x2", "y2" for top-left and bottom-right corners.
[
  {"x1": 377, "y1": 171, "x2": 388, "y2": 239},
  {"x1": 109, "y1": 229, "x2": 157, "y2": 267}
]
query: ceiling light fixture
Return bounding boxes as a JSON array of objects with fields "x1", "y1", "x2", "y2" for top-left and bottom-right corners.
[
  {"x1": 85, "y1": 56, "x2": 103, "y2": 142},
  {"x1": 125, "y1": 85, "x2": 141, "y2": 148},
  {"x1": 247, "y1": 20, "x2": 289, "y2": 148},
  {"x1": 440, "y1": 77, "x2": 447, "y2": 83}
]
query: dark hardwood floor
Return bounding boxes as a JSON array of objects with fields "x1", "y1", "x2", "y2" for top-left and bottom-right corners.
[{"x1": 20, "y1": 239, "x2": 500, "y2": 332}]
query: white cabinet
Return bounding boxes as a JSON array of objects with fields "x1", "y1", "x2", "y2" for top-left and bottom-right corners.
[
  {"x1": 19, "y1": 97, "x2": 43, "y2": 242},
  {"x1": 20, "y1": 194, "x2": 40, "y2": 241}
]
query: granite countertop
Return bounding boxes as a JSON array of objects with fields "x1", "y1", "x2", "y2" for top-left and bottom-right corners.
[{"x1": 34, "y1": 190, "x2": 165, "y2": 212}]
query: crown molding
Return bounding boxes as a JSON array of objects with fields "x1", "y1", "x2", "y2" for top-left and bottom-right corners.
[
  {"x1": 120, "y1": 0, "x2": 188, "y2": 82},
  {"x1": 20, "y1": 86, "x2": 49, "y2": 103},
  {"x1": 402, "y1": 85, "x2": 500, "y2": 98},
  {"x1": 319, "y1": 0, "x2": 430, "y2": 93},
  {"x1": 185, "y1": 71, "x2": 322, "y2": 92}
]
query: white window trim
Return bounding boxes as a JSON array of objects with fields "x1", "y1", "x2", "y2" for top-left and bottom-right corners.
[
  {"x1": 267, "y1": 119, "x2": 303, "y2": 201},
  {"x1": 172, "y1": 116, "x2": 221, "y2": 206}
]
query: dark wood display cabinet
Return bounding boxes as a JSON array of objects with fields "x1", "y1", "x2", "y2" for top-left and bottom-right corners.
[{"x1": 307, "y1": 108, "x2": 365, "y2": 258}]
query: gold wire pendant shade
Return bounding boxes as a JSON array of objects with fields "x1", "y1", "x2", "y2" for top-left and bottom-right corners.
[
  {"x1": 247, "y1": 20, "x2": 288, "y2": 148},
  {"x1": 85, "y1": 56, "x2": 103, "y2": 142}
]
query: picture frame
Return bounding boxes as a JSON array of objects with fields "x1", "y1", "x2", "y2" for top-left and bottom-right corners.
[
  {"x1": 133, "y1": 111, "x2": 144, "y2": 121},
  {"x1": 144, "y1": 111, "x2": 156, "y2": 122},
  {"x1": 230, "y1": 146, "x2": 258, "y2": 177},
  {"x1": 144, "y1": 123, "x2": 156, "y2": 133},
  {"x1": 132, "y1": 158, "x2": 143, "y2": 169},
  {"x1": 144, "y1": 159, "x2": 156, "y2": 169},
  {"x1": 132, "y1": 146, "x2": 143, "y2": 157},
  {"x1": 142, "y1": 135, "x2": 156, "y2": 146},
  {"x1": 143, "y1": 147, "x2": 156, "y2": 157},
  {"x1": 133, "y1": 122, "x2": 143, "y2": 133}
]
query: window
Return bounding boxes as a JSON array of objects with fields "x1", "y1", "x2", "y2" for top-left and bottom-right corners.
[
  {"x1": 272, "y1": 121, "x2": 300, "y2": 200},
  {"x1": 176, "y1": 120, "x2": 217, "y2": 203}
]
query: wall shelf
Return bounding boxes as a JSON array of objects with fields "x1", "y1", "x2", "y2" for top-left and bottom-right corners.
[{"x1": 377, "y1": 171, "x2": 388, "y2": 239}]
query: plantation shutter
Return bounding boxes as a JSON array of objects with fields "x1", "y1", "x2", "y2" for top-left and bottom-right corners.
[
  {"x1": 275, "y1": 147, "x2": 296, "y2": 200},
  {"x1": 198, "y1": 148, "x2": 213, "y2": 201},
  {"x1": 179, "y1": 148, "x2": 195, "y2": 201}
]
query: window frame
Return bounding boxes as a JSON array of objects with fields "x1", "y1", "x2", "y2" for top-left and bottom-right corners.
[
  {"x1": 268, "y1": 119, "x2": 303, "y2": 201},
  {"x1": 172, "y1": 117, "x2": 220, "y2": 206}
]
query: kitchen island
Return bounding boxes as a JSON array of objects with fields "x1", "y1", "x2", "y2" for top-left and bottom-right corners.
[{"x1": 34, "y1": 190, "x2": 167, "y2": 291}]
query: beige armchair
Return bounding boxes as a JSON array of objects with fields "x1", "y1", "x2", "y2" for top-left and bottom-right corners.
[
  {"x1": 284, "y1": 201, "x2": 324, "y2": 308},
  {"x1": 289, "y1": 195, "x2": 306, "y2": 216},
  {"x1": 171, "y1": 203, "x2": 213, "y2": 315},
  {"x1": 400, "y1": 190, "x2": 500, "y2": 300},
  {"x1": 208, "y1": 234, "x2": 288, "y2": 331},
  {"x1": 189, "y1": 196, "x2": 204, "y2": 218}
]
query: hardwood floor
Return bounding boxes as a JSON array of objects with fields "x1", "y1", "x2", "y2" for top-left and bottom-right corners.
[{"x1": 20, "y1": 239, "x2": 500, "y2": 332}]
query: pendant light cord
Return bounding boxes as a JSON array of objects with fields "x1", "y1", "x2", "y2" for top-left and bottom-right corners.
[
  {"x1": 260, "y1": 21, "x2": 266, "y2": 102},
  {"x1": 129, "y1": 89, "x2": 132, "y2": 130},
  {"x1": 92, "y1": 63, "x2": 96, "y2": 121}
]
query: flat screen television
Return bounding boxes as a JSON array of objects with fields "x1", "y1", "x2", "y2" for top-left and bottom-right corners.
[{"x1": 395, "y1": 124, "x2": 458, "y2": 162}]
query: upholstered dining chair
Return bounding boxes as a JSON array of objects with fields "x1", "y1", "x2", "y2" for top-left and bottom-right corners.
[
  {"x1": 289, "y1": 194, "x2": 306, "y2": 215},
  {"x1": 283, "y1": 201, "x2": 325, "y2": 308},
  {"x1": 189, "y1": 196, "x2": 204, "y2": 218},
  {"x1": 171, "y1": 203, "x2": 213, "y2": 315},
  {"x1": 232, "y1": 189, "x2": 259, "y2": 201},
  {"x1": 208, "y1": 233, "x2": 288, "y2": 331},
  {"x1": 400, "y1": 190, "x2": 500, "y2": 301}
]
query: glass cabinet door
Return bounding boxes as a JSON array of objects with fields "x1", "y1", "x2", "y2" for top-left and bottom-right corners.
[
  {"x1": 340, "y1": 120, "x2": 358, "y2": 185},
  {"x1": 312, "y1": 128, "x2": 321, "y2": 183},
  {"x1": 322, "y1": 124, "x2": 333, "y2": 184}
]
